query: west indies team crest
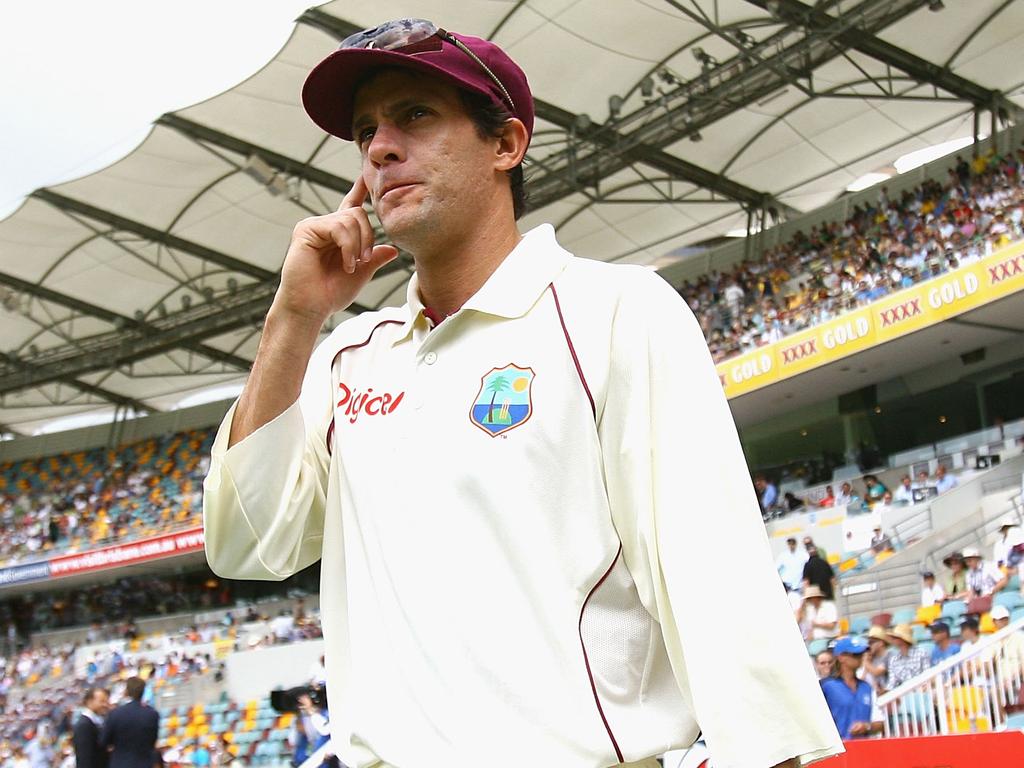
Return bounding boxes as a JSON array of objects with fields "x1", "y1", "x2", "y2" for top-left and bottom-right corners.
[{"x1": 469, "y1": 364, "x2": 535, "y2": 437}]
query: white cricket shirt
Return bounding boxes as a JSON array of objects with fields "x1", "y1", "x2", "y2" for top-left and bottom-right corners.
[{"x1": 203, "y1": 224, "x2": 843, "y2": 768}]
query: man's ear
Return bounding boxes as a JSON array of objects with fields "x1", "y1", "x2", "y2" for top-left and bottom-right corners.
[{"x1": 494, "y1": 118, "x2": 529, "y2": 172}]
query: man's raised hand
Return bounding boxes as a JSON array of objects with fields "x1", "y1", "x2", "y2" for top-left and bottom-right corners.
[{"x1": 275, "y1": 175, "x2": 399, "y2": 324}]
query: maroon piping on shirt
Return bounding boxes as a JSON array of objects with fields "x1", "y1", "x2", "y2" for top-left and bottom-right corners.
[
  {"x1": 579, "y1": 545, "x2": 625, "y2": 763},
  {"x1": 548, "y1": 283, "x2": 596, "y2": 419},
  {"x1": 325, "y1": 319, "x2": 404, "y2": 456}
]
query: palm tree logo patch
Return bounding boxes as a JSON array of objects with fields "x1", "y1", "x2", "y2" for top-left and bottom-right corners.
[{"x1": 469, "y1": 364, "x2": 535, "y2": 436}]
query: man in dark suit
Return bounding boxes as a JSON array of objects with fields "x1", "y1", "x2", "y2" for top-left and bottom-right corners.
[
  {"x1": 73, "y1": 687, "x2": 111, "y2": 768},
  {"x1": 100, "y1": 677, "x2": 159, "y2": 768}
]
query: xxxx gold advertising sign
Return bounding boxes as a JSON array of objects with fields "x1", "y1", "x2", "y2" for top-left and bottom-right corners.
[{"x1": 715, "y1": 240, "x2": 1024, "y2": 399}]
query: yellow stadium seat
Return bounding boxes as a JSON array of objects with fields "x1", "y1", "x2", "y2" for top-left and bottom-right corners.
[
  {"x1": 827, "y1": 553, "x2": 841, "y2": 566},
  {"x1": 184, "y1": 725, "x2": 197, "y2": 739},
  {"x1": 980, "y1": 613, "x2": 996, "y2": 634},
  {"x1": 839, "y1": 618, "x2": 850, "y2": 634},
  {"x1": 915, "y1": 605, "x2": 941, "y2": 625},
  {"x1": 222, "y1": 733, "x2": 234, "y2": 744},
  {"x1": 839, "y1": 558, "x2": 859, "y2": 573},
  {"x1": 875, "y1": 550, "x2": 894, "y2": 564},
  {"x1": 197, "y1": 724, "x2": 210, "y2": 737},
  {"x1": 166, "y1": 737, "x2": 178, "y2": 747}
]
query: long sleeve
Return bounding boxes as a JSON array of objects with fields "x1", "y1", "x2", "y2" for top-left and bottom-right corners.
[
  {"x1": 598, "y1": 270, "x2": 843, "y2": 768},
  {"x1": 202, "y1": 336, "x2": 335, "y2": 580}
]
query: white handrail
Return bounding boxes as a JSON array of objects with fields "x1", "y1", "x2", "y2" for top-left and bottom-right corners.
[{"x1": 877, "y1": 616, "x2": 1024, "y2": 737}]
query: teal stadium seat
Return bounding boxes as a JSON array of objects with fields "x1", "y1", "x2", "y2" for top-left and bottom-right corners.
[
  {"x1": 807, "y1": 639, "x2": 830, "y2": 656},
  {"x1": 995, "y1": 591, "x2": 1024, "y2": 611},
  {"x1": 941, "y1": 600, "x2": 967, "y2": 620},
  {"x1": 892, "y1": 609, "x2": 915, "y2": 626},
  {"x1": 849, "y1": 616, "x2": 871, "y2": 634}
]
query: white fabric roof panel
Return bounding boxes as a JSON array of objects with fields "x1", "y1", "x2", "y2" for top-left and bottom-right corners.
[{"x1": 1, "y1": 0, "x2": 1022, "y2": 434}]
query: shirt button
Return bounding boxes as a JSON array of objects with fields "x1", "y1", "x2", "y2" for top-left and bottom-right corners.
[{"x1": 424, "y1": 352, "x2": 437, "y2": 365}]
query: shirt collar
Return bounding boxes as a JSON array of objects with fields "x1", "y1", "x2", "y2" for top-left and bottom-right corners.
[
  {"x1": 81, "y1": 708, "x2": 103, "y2": 726},
  {"x1": 394, "y1": 224, "x2": 570, "y2": 342}
]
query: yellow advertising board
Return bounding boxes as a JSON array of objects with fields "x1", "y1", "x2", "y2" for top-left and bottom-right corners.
[{"x1": 715, "y1": 239, "x2": 1024, "y2": 399}]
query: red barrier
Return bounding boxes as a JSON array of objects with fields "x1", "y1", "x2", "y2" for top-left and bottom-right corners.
[
  {"x1": 818, "y1": 731, "x2": 1024, "y2": 767},
  {"x1": 49, "y1": 527, "x2": 205, "y2": 577}
]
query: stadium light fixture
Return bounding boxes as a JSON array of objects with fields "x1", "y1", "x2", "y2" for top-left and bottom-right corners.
[
  {"x1": 608, "y1": 94, "x2": 624, "y2": 119},
  {"x1": 928, "y1": 0, "x2": 945, "y2": 11},
  {"x1": 640, "y1": 76, "x2": 655, "y2": 100}
]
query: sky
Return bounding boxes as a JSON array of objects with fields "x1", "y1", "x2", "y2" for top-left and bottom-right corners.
[{"x1": 0, "y1": 0, "x2": 318, "y2": 220}]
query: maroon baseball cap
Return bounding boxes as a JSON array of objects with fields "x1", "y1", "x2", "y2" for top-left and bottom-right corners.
[{"x1": 302, "y1": 18, "x2": 534, "y2": 143}]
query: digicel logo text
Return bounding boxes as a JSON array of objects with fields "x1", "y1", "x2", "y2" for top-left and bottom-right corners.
[{"x1": 337, "y1": 382, "x2": 404, "y2": 424}]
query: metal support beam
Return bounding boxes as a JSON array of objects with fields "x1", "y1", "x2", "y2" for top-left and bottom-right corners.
[
  {"x1": 0, "y1": 282, "x2": 281, "y2": 394},
  {"x1": 158, "y1": 114, "x2": 357, "y2": 195},
  {"x1": 0, "y1": 352, "x2": 157, "y2": 413},
  {"x1": 520, "y1": 0, "x2": 929, "y2": 212},
  {"x1": 0, "y1": 270, "x2": 251, "y2": 371},
  {"x1": 531, "y1": 100, "x2": 792, "y2": 214},
  {"x1": 31, "y1": 190, "x2": 276, "y2": 281},
  {"x1": 747, "y1": 0, "x2": 1012, "y2": 111}
]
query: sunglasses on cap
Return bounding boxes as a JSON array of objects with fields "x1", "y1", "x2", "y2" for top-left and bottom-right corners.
[{"x1": 338, "y1": 18, "x2": 516, "y2": 112}]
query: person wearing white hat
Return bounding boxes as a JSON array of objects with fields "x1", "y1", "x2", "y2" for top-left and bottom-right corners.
[
  {"x1": 963, "y1": 547, "x2": 1008, "y2": 598},
  {"x1": 799, "y1": 585, "x2": 839, "y2": 641},
  {"x1": 991, "y1": 605, "x2": 1024, "y2": 704},
  {"x1": 992, "y1": 515, "x2": 1024, "y2": 582}
]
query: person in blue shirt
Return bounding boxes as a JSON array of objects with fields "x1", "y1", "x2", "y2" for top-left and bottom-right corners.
[
  {"x1": 928, "y1": 621, "x2": 961, "y2": 664},
  {"x1": 820, "y1": 637, "x2": 884, "y2": 740}
]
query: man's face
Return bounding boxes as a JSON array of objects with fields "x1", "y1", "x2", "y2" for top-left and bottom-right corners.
[
  {"x1": 787, "y1": 540, "x2": 796, "y2": 552},
  {"x1": 841, "y1": 483, "x2": 851, "y2": 494},
  {"x1": 351, "y1": 69, "x2": 504, "y2": 251},
  {"x1": 88, "y1": 690, "x2": 110, "y2": 715},
  {"x1": 936, "y1": 465, "x2": 946, "y2": 478},
  {"x1": 883, "y1": 492, "x2": 892, "y2": 504}
]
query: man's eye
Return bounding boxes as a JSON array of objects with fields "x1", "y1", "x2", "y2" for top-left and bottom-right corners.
[
  {"x1": 409, "y1": 107, "x2": 430, "y2": 121},
  {"x1": 357, "y1": 127, "x2": 376, "y2": 145}
]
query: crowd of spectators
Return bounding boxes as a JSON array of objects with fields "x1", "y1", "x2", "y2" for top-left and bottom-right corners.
[
  {"x1": 757, "y1": 462, "x2": 964, "y2": 523},
  {"x1": 0, "y1": 591, "x2": 325, "y2": 768},
  {"x1": 0, "y1": 430, "x2": 211, "y2": 566},
  {"x1": 798, "y1": 513, "x2": 1024, "y2": 741},
  {"x1": 676, "y1": 146, "x2": 1024, "y2": 362}
]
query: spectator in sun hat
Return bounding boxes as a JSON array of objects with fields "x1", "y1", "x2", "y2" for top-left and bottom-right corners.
[
  {"x1": 798, "y1": 585, "x2": 839, "y2": 641},
  {"x1": 920, "y1": 571, "x2": 945, "y2": 607},
  {"x1": 885, "y1": 624, "x2": 931, "y2": 690},
  {"x1": 942, "y1": 551, "x2": 968, "y2": 599},
  {"x1": 861, "y1": 626, "x2": 889, "y2": 693},
  {"x1": 819, "y1": 637, "x2": 884, "y2": 739},
  {"x1": 929, "y1": 621, "x2": 960, "y2": 665},
  {"x1": 963, "y1": 546, "x2": 1008, "y2": 598}
]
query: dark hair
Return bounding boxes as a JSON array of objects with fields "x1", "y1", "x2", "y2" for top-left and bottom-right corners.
[
  {"x1": 83, "y1": 687, "x2": 108, "y2": 705},
  {"x1": 458, "y1": 90, "x2": 527, "y2": 220},
  {"x1": 124, "y1": 676, "x2": 146, "y2": 701}
]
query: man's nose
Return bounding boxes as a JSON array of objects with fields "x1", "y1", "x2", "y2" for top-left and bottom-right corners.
[{"x1": 367, "y1": 122, "x2": 405, "y2": 168}]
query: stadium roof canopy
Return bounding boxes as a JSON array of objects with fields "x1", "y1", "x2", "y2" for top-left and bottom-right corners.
[{"x1": 1, "y1": 0, "x2": 1023, "y2": 436}]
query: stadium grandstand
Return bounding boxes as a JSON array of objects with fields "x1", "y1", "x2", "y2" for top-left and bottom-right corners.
[{"x1": 2, "y1": 1, "x2": 1024, "y2": 766}]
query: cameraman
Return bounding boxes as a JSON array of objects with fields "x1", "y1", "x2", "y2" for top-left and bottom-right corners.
[{"x1": 289, "y1": 693, "x2": 329, "y2": 766}]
